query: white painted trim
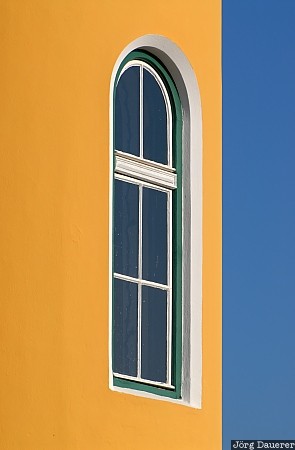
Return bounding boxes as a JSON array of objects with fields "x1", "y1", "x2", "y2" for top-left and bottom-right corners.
[
  {"x1": 114, "y1": 273, "x2": 170, "y2": 291},
  {"x1": 167, "y1": 189, "x2": 172, "y2": 385},
  {"x1": 115, "y1": 150, "x2": 176, "y2": 172},
  {"x1": 115, "y1": 154, "x2": 177, "y2": 189},
  {"x1": 109, "y1": 34, "x2": 202, "y2": 409},
  {"x1": 113, "y1": 373, "x2": 175, "y2": 390},
  {"x1": 140, "y1": 64, "x2": 143, "y2": 159},
  {"x1": 114, "y1": 172, "x2": 171, "y2": 194},
  {"x1": 137, "y1": 183, "x2": 143, "y2": 378}
]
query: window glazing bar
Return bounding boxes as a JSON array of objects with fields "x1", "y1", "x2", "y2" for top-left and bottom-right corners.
[
  {"x1": 137, "y1": 184, "x2": 143, "y2": 378},
  {"x1": 140, "y1": 64, "x2": 143, "y2": 159},
  {"x1": 114, "y1": 273, "x2": 171, "y2": 291},
  {"x1": 167, "y1": 190, "x2": 173, "y2": 385},
  {"x1": 114, "y1": 172, "x2": 175, "y2": 195},
  {"x1": 113, "y1": 372, "x2": 175, "y2": 390}
]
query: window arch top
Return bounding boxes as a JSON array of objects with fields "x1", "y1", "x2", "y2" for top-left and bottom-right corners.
[{"x1": 114, "y1": 56, "x2": 176, "y2": 169}]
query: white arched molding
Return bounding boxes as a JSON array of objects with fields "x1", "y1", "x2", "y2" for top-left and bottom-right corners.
[{"x1": 109, "y1": 35, "x2": 202, "y2": 408}]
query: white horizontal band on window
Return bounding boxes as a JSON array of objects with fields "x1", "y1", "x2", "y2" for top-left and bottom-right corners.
[
  {"x1": 114, "y1": 272, "x2": 171, "y2": 290},
  {"x1": 115, "y1": 150, "x2": 175, "y2": 172},
  {"x1": 113, "y1": 372, "x2": 175, "y2": 390},
  {"x1": 115, "y1": 154, "x2": 177, "y2": 189}
]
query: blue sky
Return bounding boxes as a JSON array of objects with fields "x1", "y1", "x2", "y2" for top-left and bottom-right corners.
[{"x1": 223, "y1": 0, "x2": 295, "y2": 445}]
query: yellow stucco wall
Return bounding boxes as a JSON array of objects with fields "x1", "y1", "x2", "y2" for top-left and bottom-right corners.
[{"x1": 0, "y1": 1, "x2": 221, "y2": 449}]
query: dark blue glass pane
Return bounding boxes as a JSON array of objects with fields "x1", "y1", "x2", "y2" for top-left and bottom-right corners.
[
  {"x1": 141, "y1": 286, "x2": 167, "y2": 382},
  {"x1": 115, "y1": 66, "x2": 140, "y2": 156},
  {"x1": 142, "y1": 187, "x2": 167, "y2": 285},
  {"x1": 143, "y1": 68, "x2": 168, "y2": 165},
  {"x1": 114, "y1": 179, "x2": 139, "y2": 278},
  {"x1": 113, "y1": 279, "x2": 138, "y2": 377}
]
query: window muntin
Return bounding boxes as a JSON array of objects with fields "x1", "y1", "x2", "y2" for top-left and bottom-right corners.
[{"x1": 112, "y1": 51, "x2": 182, "y2": 398}]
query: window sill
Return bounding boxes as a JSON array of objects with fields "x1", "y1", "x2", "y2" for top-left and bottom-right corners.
[{"x1": 110, "y1": 383, "x2": 201, "y2": 409}]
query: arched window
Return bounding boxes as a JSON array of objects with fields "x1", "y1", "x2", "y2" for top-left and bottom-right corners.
[
  {"x1": 109, "y1": 36, "x2": 202, "y2": 408},
  {"x1": 112, "y1": 51, "x2": 182, "y2": 399}
]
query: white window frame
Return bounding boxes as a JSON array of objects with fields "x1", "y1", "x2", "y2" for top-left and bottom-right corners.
[
  {"x1": 109, "y1": 35, "x2": 202, "y2": 408},
  {"x1": 113, "y1": 57, "x2": 178, "y2": 391}
]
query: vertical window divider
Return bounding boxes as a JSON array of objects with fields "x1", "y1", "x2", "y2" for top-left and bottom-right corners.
[
  {"x1": 167, "y1": 190, "x2": 173, "y2": 385},
  {"x1": 138, "y1": 63, "x2": 143, "y2": 380},
  {"x1": 140, "y1": 64, "x2": 143, "y2": 159},
  {"x1": 137, "y1": 183, "x2": 143, "y2": 379}
]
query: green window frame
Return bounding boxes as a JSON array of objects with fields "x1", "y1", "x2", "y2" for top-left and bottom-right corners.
[{"x1": 112, "y1": 51, "x2": 182, "y2": 399}]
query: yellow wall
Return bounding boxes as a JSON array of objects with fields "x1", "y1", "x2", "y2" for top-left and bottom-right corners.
[{"x1": 0, "y1": 1, "x2": 221, "y2": 449}]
